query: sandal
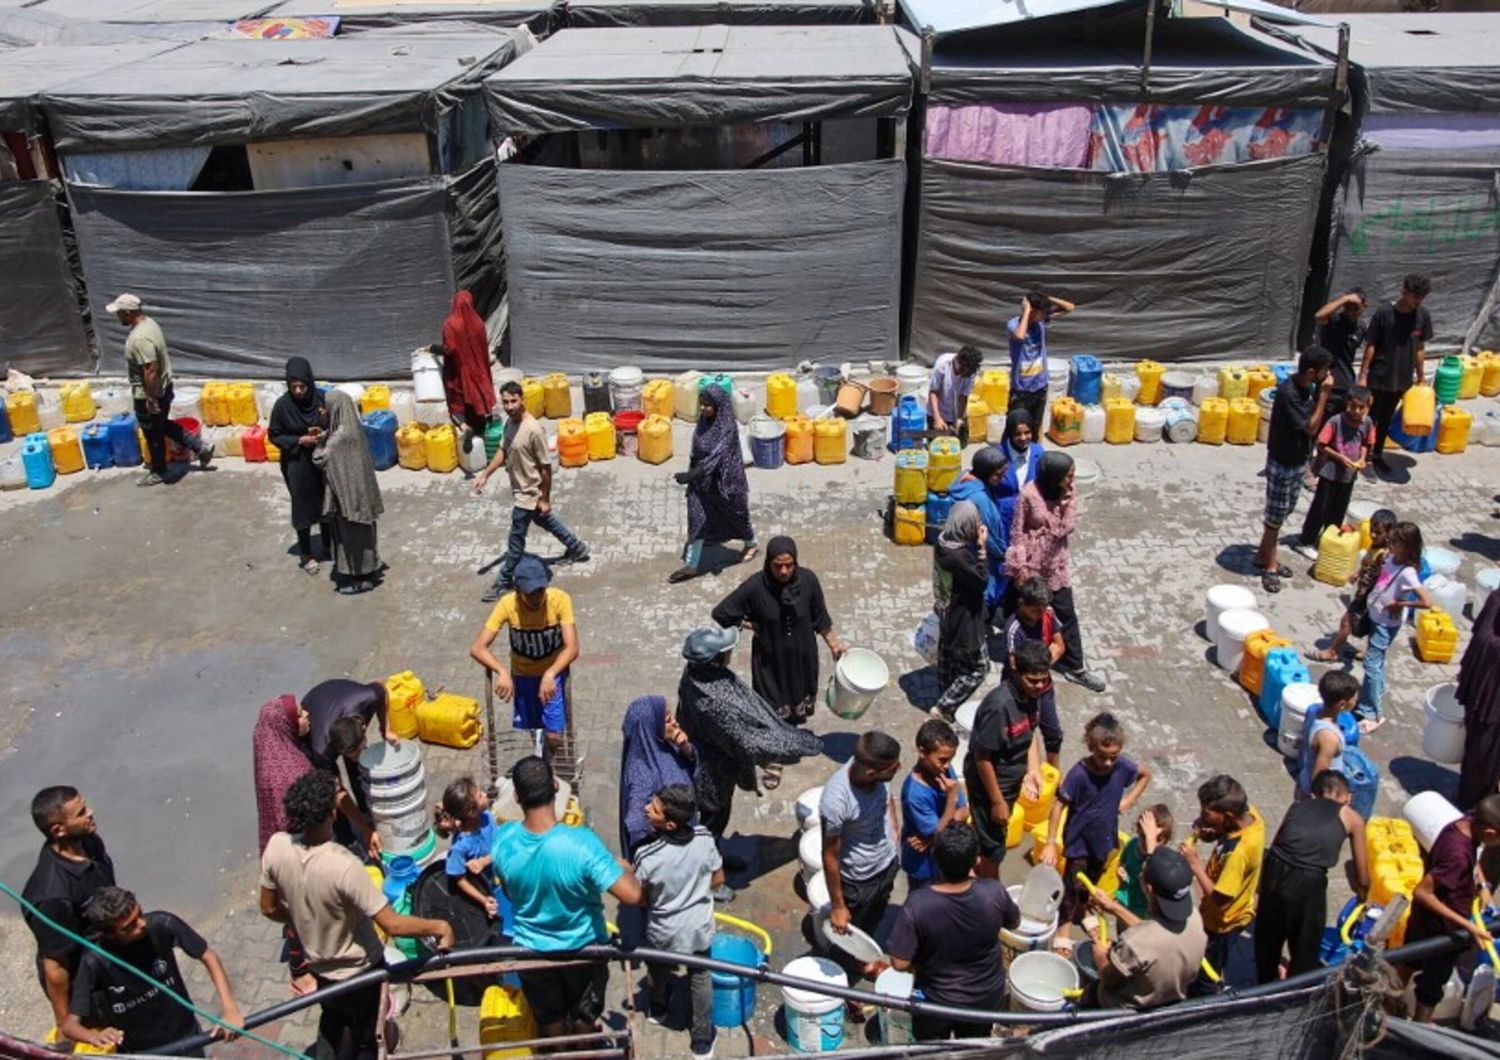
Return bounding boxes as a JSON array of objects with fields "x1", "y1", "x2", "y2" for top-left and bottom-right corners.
[
  {"x1": 1051, "y1": 938, "x2": 1075, "y2": 959},
  {"x1": 299, "y1": 557, "x2": 320, "y2": 576},
  {"x1": 1255, "y1": 563, "x2": 1293, "y2": 578},
  {"x1": 761, "y1": 764, "x2": 784, "y2": 790},
  {"x1": 741, "y1": 545, "x2": 759, "y2": 563},
  {"x1": 1304, "y1": 648, "x2": 1339, "y2": 663},
  {"x1": 1262, "y1": 573, "x2": 1282, "y2": 594}
]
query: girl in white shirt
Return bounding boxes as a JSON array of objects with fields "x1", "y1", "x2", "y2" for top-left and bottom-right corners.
[{"x1": 1358, "y1": 522, "x2": 1432, "y2": 732}]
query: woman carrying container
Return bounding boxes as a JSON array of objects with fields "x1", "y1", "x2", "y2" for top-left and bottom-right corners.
[
  {"x1": 1006, "y1": 451, "x2": 1105, "y2": 693},
  {"x1": 711, "y1": 536, "x2": 847, "y2": 727},
  {"x1": 268, "y1": 357, "x2": 329, "y2": 576},
  {"x1": 670, "y1": 384, "x2": 756, "y2": 583},
  {"x1": 313, "y1": 390, "x2": 384, "y2": 595}
]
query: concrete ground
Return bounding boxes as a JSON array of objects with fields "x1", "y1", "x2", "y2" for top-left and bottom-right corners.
[{"x1": 1, "y1": 389, "x2": 1498, "y2": 1055}]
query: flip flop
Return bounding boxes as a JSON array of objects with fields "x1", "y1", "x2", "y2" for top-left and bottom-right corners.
[
  {"x1": 741, "y1": 545, "x2": 759, "y2": 563},
  {"x1": 1254, "y1": 563, "x2": 1293, "y2": 578},
  {"x1": 761, "y1": 764, "x2": 784, "y2": 790},
  {"x1": 1304, "y1": 648, "x2": 1338, "y2": 663},
  {"x1": 299, "y1": 557, "x2": 320, "y2": 576},
  {"x1": 1262, "y1": 573, "x2": 1282, "y2": 594}
]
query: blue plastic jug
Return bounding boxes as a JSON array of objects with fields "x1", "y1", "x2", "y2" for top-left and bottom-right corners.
[
  {"x1": 1259, "y1": 648, "x2": 1309, "y2": 731},
  {"x1": 926, "y1": 490, "x2": 955, "y2": 544},
  {"x1": 363, "y1": 410, "x2": 398, "y2": 471},
  {"x1": 107, "y1": 412, "x2": 143, "y2": 467},
  {"x1": 1068, "y1": 355, "x2": 1103, "y2": 406},
  {"x1": 1342, "y1": 746, "x2": 1380, "y2": 819},
  {"x1": 0, "y1": 399, "x2": 10, "y2": 443},
  {"x1": 889, "y1": 394, "x2": 926, "y2": 452},
  {"x1": 22, "y1": 437, "x2": 55, "y2": 489},
  {"x1": 81, "y1": 422, "x2": 114, "y2": 469}
]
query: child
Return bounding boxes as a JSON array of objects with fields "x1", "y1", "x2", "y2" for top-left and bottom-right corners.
[
  {"x1": 632, "y1": 784, "x2": 723, "y2": 1060},
  {"x1": 965, "y1": 641, "x2": 1050, "y2": 879},
  {"x1": 1358, "y1": 521, "x2": 1432, "y2": 731},
  {"x1": 1307, "y1": 508, "x2": 1395, "y2": 663},
  {"x1": 1297, "y1": 671, "x2": 1359, "y2": 799},
  {"x1": 1180, "y1": 775, "x2": 1264, "y2": 991},
  {"x1": 1400, "y1": 793, "x2": 1500, "y2": 1022},
  {"x1": 1116, "y1": 804, "x2": 1174, "y2": 919},
  {"x1": 901, "y1": 720, "x2": 969, "y2": 889},
  {"x1": 62, "y1": 887, "x2": 244, "y2": 1054},
  {"x1": 1042, "y1": 713, "x2": 1152, "y2": 955},
  {"x1": 1298, "y1": 386, "x2": 1375, "y2": 550},
  {"x1": 437, "y1": 777, "x2": 501, "y2": 920},
  {"x1": 1004, "y1": 577, "x2": 1067, "y2": 767}
]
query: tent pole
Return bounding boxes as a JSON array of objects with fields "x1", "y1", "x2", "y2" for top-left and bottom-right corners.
[
  {"x1": 1334, "y1": 21, "x2": 1349, "y2": 99},
  {"x1": 1139, "y1": 0, "x2": 1157, "y2": 95},
  {"x1": 920, "y1": 27, "x2": 932, "y2": 96}
]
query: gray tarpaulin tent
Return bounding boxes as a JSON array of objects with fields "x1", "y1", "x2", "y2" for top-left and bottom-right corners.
[
  {"x1": 1297, "y1": 14, "x2": 1500, "y2": 350},
  {"x1": 485, "y1": 24, "x2": 913, "y2": 373},
  {"x1": 38, "y1": 26, "x2": 530, "y2": 379},
  {"x1": 902, "y1": 1, "x2": 1340, "y2": 364},
  {"x1": 263, "y1": 0, "x2": 561, "y2": 36},
  {"x1": 20, "y1": 0, "x2": 277, "y2": 21},
  {"x1": 1, "y1": 40, "x2": 183, "y2": 374},
  {"x1": 561, "y1": 0, "x2": 872, "y2": 30}
]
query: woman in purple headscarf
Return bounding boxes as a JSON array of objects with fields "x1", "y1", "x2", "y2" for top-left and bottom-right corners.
[
  {"x1": 618, "y1": 695, "x2": 696, "y2": 859},
  {"x1": 669, "y1": 383, "x2": 756, "y2": 583}
]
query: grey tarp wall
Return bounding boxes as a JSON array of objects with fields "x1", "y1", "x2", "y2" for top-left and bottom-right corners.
[
  {"x1": 500, "y1": 158, "x2": 905, "y2": 372},
  {"x1": 262, "y1": 0, "x2": 560, "y2": 37},
  {"x1": 70, "y1": 171, "x2": 484, "y2": 379},
  {"x1": 1332, "y1": 148, "x2": 1500, "y2": 348},
  {"x1": 909, "y1": 153, "x2": 1326, "y2": 362},
  {"x1": 561, "y1": 0, "x2": 872, "y2": 29},
  {"x1": 0, "y1": 180, "x2": 92, "y2": 373}
]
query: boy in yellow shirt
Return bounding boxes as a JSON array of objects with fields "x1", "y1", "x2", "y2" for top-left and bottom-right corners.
[{"x1": 1181, "y1": 774, "x2": 1264, "y2": 992}]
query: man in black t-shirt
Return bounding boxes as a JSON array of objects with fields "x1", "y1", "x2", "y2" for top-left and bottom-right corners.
[
  {"x1": 1315, "y1": 289, "x2": 1366, "y2": 413},
  {"x1": 1360, "y1": 273, "x2": 1432, "y2": 472},
  {"x1": 1253, "y1": 348, "x2": 1331, "y2": 594},
  {"x1": 21, "y1": 786, "x2": 116, "y2": 1035},
  {"x1": 61, "y1": 887, "x2": 244, "y2": 1055}
]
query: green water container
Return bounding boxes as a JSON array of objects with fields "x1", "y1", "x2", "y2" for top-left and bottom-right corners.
[
  {"x1": 1435, "y1": 356, "x2": 1463, "y2": 406},
  {"x1": 484, "y1": 417, "x2": 506, "y2": 461},
  {"x1": 699, "y1": 373, "x2": 734, "y2": 398}
]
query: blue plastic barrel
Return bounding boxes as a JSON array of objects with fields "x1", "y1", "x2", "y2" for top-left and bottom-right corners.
[
  {"x1": 22, "y1": 437, "x2": 55, "y2": 489},
  {"x1": 710, "y1": 933, "x2": 762, "y2": 1028},
  {"x1": 1258, "y1": 648, "x2": 1309, "y2": 731},
  {"x1": 81, "y1": 422, "x2": 114, "y2": 469},
  {"x1": 752, "y1": 434, "x2": 784, "y2": 469},
  {"x1": 1068, "y1": 355, "x2": 1102, "y2": 406},
  {"x1": 889, "y1": 394, "x2": 926, "y2": 453},
  {"x1": 107, "y1": 412, "x2": 142, "y2": 467},
  {"x1": 0, "y1": 400, "x2": 10, "y2": 443},
  {"x1": 1341, "y1": 746, "x2": 1380, "y2": 819},
  {"x1": 1388, "y1": 407, "x2": 1439, "y2": 454},
  {"x1": 363, "y1": 410, "x2": 398, "y2": 470},
  {"x1": 925, "y1": 490, "x2": 955, "y2": 546}
]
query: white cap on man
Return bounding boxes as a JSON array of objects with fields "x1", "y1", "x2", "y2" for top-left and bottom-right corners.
[{"x1": 105, "y1": 293, "x2": 142, "y2": 313}]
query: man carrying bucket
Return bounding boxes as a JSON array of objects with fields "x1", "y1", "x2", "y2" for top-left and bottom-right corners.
[{"x1": 821, "y1": 732, "x2": 901, "y2": 984}]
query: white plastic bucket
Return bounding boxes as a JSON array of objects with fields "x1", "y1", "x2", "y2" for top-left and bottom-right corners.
[
  {"x1": 874, "y1": 969, "x2": 915, "y2": 1045},
  {"x1": 1118, "y1": 375, "x2": 1141, "y2": 403},
  {"x1": 1161, "y1": 371, "x2": 1196, "y2": 401},
  {"x1": 1164, "y1": 407, "x2": 1198, "y2": 443},
  {"x1": 411, "y1": 349, "x2": 444, "y2": 402},
  {"x1": 1008, "y1": 951, "x2": 1079, "y2": 1012},
  {"x1": 1047, "y1": 357, "x2": 1070, "y2": 395},
  {"x1": 1205, "y1": 584, "x2": 1256, "y2": 642},
  {"x1": 1216, "y1": 608, "x2": 1268, "y2": 673},
  {"x1": 1424, "y1": 575, "x2": 1467, "y2": 623},
  {"x1": 414, "y1": 399, "x2": 447, "y2": 427},
  {"x1": 335, "y1": 382, "x2": 366, "y2": 406},
  {"x1": 750, "y1": 415, "x2": 786, "y2": 441},
  {"x1": 361, "y1": 740, "x2": 430, "y2": 854},
  {"x1": 953, "y1": 699, "x2": 979, "y2": 738},
  {"x1": 1422, "y1": 683, "x2": 1465, "y2": 766},
  {"x1": 1000, "y1": 884, "x2": 1058, "y2": 965},
  {"x1": 987, "y1": 413, "x2": 1008, "y2": 444},
  {"x1": 799, "y1": 827, "x2": 823, "y2": 884},
  {"x1": 172, "y1": 385, "x2": 202, "y2": 421},
  {"x1": 805, "y1": 870, "x2": 831, "y2": 913},
  {"x1": 1403, "y1": 789, "x2": 1464, "y2": 851},
  {"x1": 609, "y1": 365, "x2": 644, "y2": 412},
  {"x1": 850, "y1": 415, "x2": 888, "y2": 460},
  {"x1": 896, "y1": 365, "x2": 928, "y2": 398},
  {"x1": 795, "y1": 787, "x2": 824, "y2": 830},
  {"x1": 825, "y1": 649, "x2": 889, "y2": 720},
  {"x1": 1425, "y1": 547, "x2": 1462, "y2": 578},
  {"x1": 1134, "y1": 406, "x2": 1165, "y2": 443},
  {"x1": 390, "y1": 390, "x2": 416, "y2": 426},
  {"x1": 1277, "y1": 682, "x2": 1321, "y2": 758},
  {"x1": 1072, "y1": 458, "x2": 1101, "y2": 497},
  {"x1": 781, "y1": 957, "x2": 847, "y2": 1053},
  {"x1": 1257, "y1": 388, "x2": 1275, "y2": 444}
]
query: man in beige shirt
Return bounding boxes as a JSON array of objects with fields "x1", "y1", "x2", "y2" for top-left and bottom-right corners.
[
  {"x1": 106, "y1": 293, "x2": 212, "y2": 486},
  {"x1": 1088, "y1": 847, "x2": 1207, "y2": 1010},
  {"x1": 474, "y1": 380, "x2": 590, "y2": 602},
  {"x1": 260, "y1": 770, "x2": 452, "y2": 1058}
]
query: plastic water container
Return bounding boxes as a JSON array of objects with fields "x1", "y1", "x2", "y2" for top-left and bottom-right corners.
[
  {"x1": 47, "y1": 427, "x2": 84, "y2": 475},
  {"x1": 6, "y1": 391, "x2": 39, "y2": 435},
  {"x1": 383, "y1": 671, "x2": 425, "y2": 740},
  {"x1": 1259, "y1": 648, "x2": 1309, "y2": 731},
  {"x1": 1277, "y1": 682, "x2": 1321, "y2": 758},
  {"x1": 1204, "y1": 584, "x2": 1256, "y2": 642},
  {"x1": 785, "y1": 417, "x2": 814, "y2": 465},
  {"x1": 926, "y1": 437, "x2": 961, "y2": 492},
  {"x1": 674, "y1": 371, "x2": 702, "y2": 420},
  {"x1": 966, "y1": 393, "x2": 989, "y2": 440},
  {"x1": 747, "y1": 416, "x2": 785, "y2": 470},
  {"x1": 1009, "y1": 951, "x2": 1079, "y2": 1013},
  {"x1": 60, "y1": 381, "x2": 95, "y2": 423},
  {"x1": 396, "y1": 423, "x2": 426, "y2": 470},
  {"x1": 980, "y1": 369, "x2": 1010, "y2": 415},
  {"x1": 896, "y1": 364, "x2": 928, "y2": 398},
  {"x1": 411, "y1": 348, "x2": 444, "y2": 402},
  {"x1": 892, "y1": 503, "x2": 925, "y2": 546},
  {"x1": 425, "y1": 424, "x2": 458, "y2": 473},
  {"x1": 613, "y1": 410, "x2": 644, "y2": 458},
  {"x1": 1459, "y1": 355, "x2": 1483, "y2": 399},
  {"x1": 825, "y1": 649, "x2": 889, "y2": 720},
  {"x1": 795, "y1": 375, "x2": 820, "y2": 412},
  {"x1": 1068, "y1": 355, "x2": 1102, "y2": 405},
  {"x1": 874, "y1": 969, "x2": 915, "y2": 1045},
  {"x1": 81, "y1": 423, "x2": 113, "y2": 469},
  {"x1": 363, "y1": 411, "x2": 398, "y2": 471},
  {"x1": 1422, "y1": 683, "x2": 1465, "y2": 764},
  {"x1": 1239, "y1": 629, "x2": 1291, "y2": 695},
  {"x1": 1253, "y1": 387, "x2": 1273, "y2": 444},
  {"x1": 1133, "y1": 405, "x2": 1165, "y2": 443},
  {"x1": 1403, "y1": 790, "x2": 1464, "y2": 851},
  {"x1": 519, "y1": 378, "x2": 543, "y2": 419},
  {"x1": 1477, "y1": 410, "x2": 1500, "y2": 447},
  {"x1": 1164, "y1": 406, "x2": 1198, "y2": 443},
  {"x1": 1482, "y1": 352, "x2": 1500, "y2": 396},
  {"x1": 241, "y1": 424, "x2": 267, "y2": 463},
  {"x1": 781, "y1": 956, "x2": 847, "y2": 1053},
  {"x1": 0, "y1": 456, "x2": 24, "y2": 490},
  {"x1": 1434, "y1": 357, "x2": 1463, "y2": 406},
  {"x1": 541, "y1": 373, "x2": 572, "y2": 419},
  {"x1": 1192, "y1": 375, "x2": 1219, "y2": 406},
  {"x1": 1404, "y1": 384, "x2": 1438, "y2": 434},
  {"x1": 1416, "y1": 610, "x2": 1460, "y2": 663},
  {"x1": 107, "y1": 413, "x2": 142, "y2": 467},
  {"x1": 894, "y1": 449, "x2": 929, "y2": 504},
  {"x1": 608, "y1": 366, "x2": 643, "y2": 412},
  {"x1": 580, "y1": 372, "x2": 611, "y2": 416},
  {"x1": 35, "y1": 392, "x2": 64, "y2": 431},
  {"x1": 795, "y1": 787, "x2": 824, "y2": 831},
  {"x1": 1424, "y1": 575, "x2": 1467, "y2": 622},
  {"x1": 1104, "y1": 397, "x2": 1134, "y2": 444},
  {"x1": 1080, "y1": 404, "x2": 1105, "y2": 444},
  {"x1": 890, "y1": 394, "x2": 926, "y2": 452},
  {"x1": 579, "y1": 412, "x2": 612, "y2": 461},
  {"x1": 416, "y1": 692, "x2": 482, "y2": 749},
  {"x1": 813, "y1": 365, "x2": 843, "y2": 404},
  {"x1": 711, "y1": 933, "x2": 765, "y2": 1027},
  {"x1": 359, "y1": 384, "x2": 390, "y2": 416},
  {"x1": 22, "y1": 436, "x2": 54, "y2": 489},
  {"x1": 813, "y1": 419, "x2": 846, "y2": 465},
  {"x1": 767, "y1": 373, "x2": 798, "y2": 419},
  {"x1": 701, "y1": 373, "x2": 734, "y2": 400},
  {"x1": 335, "y1": 382, "x2": 367, "y2": 410},
  {"x1": 1226, "y1": 398, "x2": 1258, "y2": 445},
  {"x1": 798, "y1": 826, "x2": 823, "y2": 884},
  {"x1": 1193, "y1": 397, "x2": 1226, "y2": 445},
  {"x1": 1315, "y1": 525, "x2": 1361, "y2": 586},
  {"x1": 557, "y1": 418, "x2": 588, "y2": 468},
  {"x1": 226, "y1": 383, "x2": 258, "y2": 426},
  {"x1": 850, "y1": 415, "x2": 887, "y2": 460},
  {"x1": 642, "y1": 378, "x2": 673, "y2": 420},
  {"x1": 479, "y1": 984, "x2": 535, "y2": 1058},
  {"x1": 1048, "y1": 397, "x2": 1084, "y2": 445},
  {"x1": 1136, "y1": 360, "x2": 1165, "y2": 405},
  {"x1": 1000, "y1": 884, "x2": 1059, "y2": 963},
  {"x1": 1246, "y1": 367, "x2": 1276, "y2": 402},
  {"x1": 1343, "y1": 747, "x2": 1380, "y2": 819},
  {"x1": 1157, "y1": 370, "x2": 1191, "y2": 403},
  {"x1": 639, "y1": 414, "x2": 672, "y2": 465},
  {"x1": 1426, "y1": 547, "x2": 1462, "y2": 579},
  {"x1": 0, "y1": 401, "x2": 10, "y2": 444},
  {"x1": 389, "y1": 389, "x2": 416, "y2": 426},
  {"x1": 1437, "y1": 407, "x2": 1473, "y2": 454},
  {"x1": 94, "y1": 383, "x2": 131, "y2": 419},
  {"x1": 1216, "y1": 608, "x2": 1268, "y2": 673},
  {"x1": 1047, "y1": 357, "x2": 1070, "y2": 396},
  {"x1": 362, "y1": 739, "x2": 431, "y2": 854}
]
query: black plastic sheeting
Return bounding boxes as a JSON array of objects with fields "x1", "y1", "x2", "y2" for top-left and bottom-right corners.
[
  {"x1": 0, "y1": 180, "x2": 93, "y2": 375},
  {"x1": 908, "y1": 153, "x2": 1325, "y2": 363},
  {"x1": 69, "y1": 164, "x2": 504, "y2": 379},
  {"x1": 500, "y1": 158, "x2": 904, "y2": 372},
  {"x1": 561, "y1": 0, "x2": 872, "y2": 28},
  {"x1": 1330, "y1": 147, "x2": 1500, "y2": 349}
]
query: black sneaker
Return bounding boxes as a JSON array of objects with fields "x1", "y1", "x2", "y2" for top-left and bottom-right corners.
[
  {"x1": 196, "y1": 441, "x2": 215, "y2": 468},
  {"x1": 647, "y1": 1002, "x2": 669, "y2": 1026},
  {"x1": 562, "y1": 543, "x2": 591, "y2": 564}
]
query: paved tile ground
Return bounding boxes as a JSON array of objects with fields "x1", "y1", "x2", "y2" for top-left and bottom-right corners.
[{"x1": 0, "y1": 384, "x2": 1497, "y2": 1055}]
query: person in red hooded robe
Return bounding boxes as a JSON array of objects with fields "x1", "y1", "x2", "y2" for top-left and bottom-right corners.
[{"x1": 437, "y1": 290, "x2": 496, "y2": 451}]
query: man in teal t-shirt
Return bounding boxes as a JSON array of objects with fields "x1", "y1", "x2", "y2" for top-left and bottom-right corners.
[{"x1": 492, "y1": 757, "x2": 642, "y2": 1037}]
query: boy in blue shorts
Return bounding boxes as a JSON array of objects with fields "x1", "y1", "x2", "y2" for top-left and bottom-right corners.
[{"x1": 470, "y1": 555, "x2": 578, "y2": 756}]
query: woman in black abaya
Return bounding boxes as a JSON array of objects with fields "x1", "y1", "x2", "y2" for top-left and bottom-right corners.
[{"x1": 267, "y1": 357, "x2": 329, "y2": 574}]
